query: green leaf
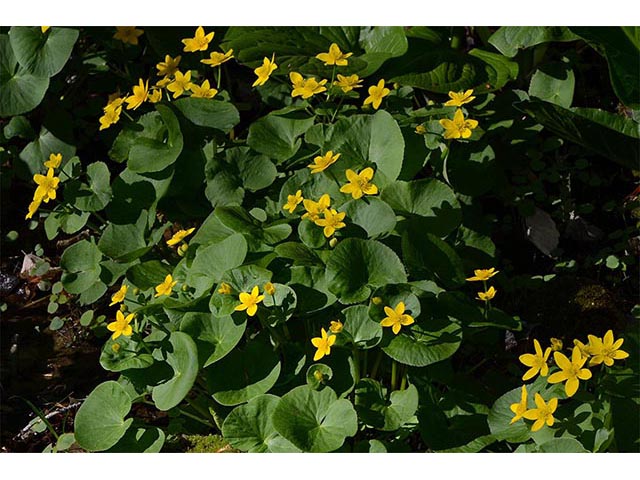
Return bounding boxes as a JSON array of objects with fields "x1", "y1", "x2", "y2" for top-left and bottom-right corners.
[
  {"x1": 357, "y1": 26, "x2": 409, "y2": 77},
  {"x1": 571, "y1": 27, "x2": 640, "y2": 108},
  {"x1": 222, "y1": 394, "x2": 301, "y2": 453},
  {"x1": 529, "y1": 60, "x2": 575, "y2": 108},
  {"x1": 401, "y1": 226, "x2": 466, "y2": 288},
  {"x1": 536, "y1": 438, "x2": 589, "y2": 453},
  {"x1": 0, "y1": 34, "x2": 49, "y2": 117},
  {"x1": 152, "y1": 332, "x2": 199, "y2": 411},
  {"x1": 261, "y1": 283, "x2": 298, "y2": 326},
  {"x1": 174, "y1": 97, "x2": 240, "y2": 132},
  {"x1": 74, "y1": 381, "x2": 133, "y2": 452},
  {"x1": 272, "y1": 385, "x2": 358, "y2": 452},
  {"x1": 340, "y1": 198, "x2": 397, "y2": 239},
  {"x1": 489, "y1": 27, "x2": 579, "y2": 58},
  {"x1": 3, "y1": 115, "x2": 34, "y2": 139},
  {"x1": 100, "y1": 337, "x2": 154, "y2": 372},
  {"x1": 382, "y1": 178, "x2": 461, "y2": 237},
  {"x1": 60, "y1": 238, "x2": 102, "y2": 291},
  {"x1": 189, "y1": 210, "x2": 235, "y2": 247},
  {"x1": 180, "y1": 312, "x2": 246, "y2": 367},
  {"x1": 98, "y1": 211, "x2": 148, "y2": 262},
  {"x1": 107, "y1": 426, "x2": 166, "y2": 453},
  {"x1": 65, "y1": 161, "x2": 112, "y2": 212},
  {"x1": 9, "y1": 26, "x2": 78, "y2": 77},
  {"x1": 445, "y1": 143, "x2": 497, "y2": 197},
  {"x1": 126, "y1": 260, "x2": 172, "y2": 290},
  {"x1": 342, "y1": 305, "x2": 383, "y2": 349},
  {"x1": 515, "y1": 100, "x2": 639, "y2": 169},
  {"x1": 381, "y1": 315, "x2": 462, "y2": 367},
  {"x1": 322, "y1": 110, "x2": 404, "y2": 181},
  {"x1": 235, "y1": 151, "x2": 277, "y2": 192},
  {"x1": 187, "y1": 233, "x2": 248, "y2": 290},
  {"x1": 247, "y1": 108, "x2": 315, "y2": 163},
  {"x1": 18, "y1": 126, "x2": 75, "y2": 178},
  {"x1": 274, "y1": 242, "x2": 322, "y2": 266},
  {"x1": 325, "y1": 238, "x2": 407, "y2": 304},
  {"x1": 206, "y1": 334, "x2": 281, "y2": 406},
  {"x1": 125, "y1": 104, "x2": 183, "y2": 173},
  {"x1": 355, "y1": 380, "x2": 419, "y2": 431}
]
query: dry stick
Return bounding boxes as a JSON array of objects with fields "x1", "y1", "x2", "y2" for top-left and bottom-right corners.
[{"x1": 13, "y1": 402, "x2": 82, "y2": 442}]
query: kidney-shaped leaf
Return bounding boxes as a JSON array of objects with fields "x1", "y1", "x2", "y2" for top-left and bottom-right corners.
[
  {"x1": 180, "y1": 311, "x2": 246, "y2": 367},
  {"x1": 272, "y1": 385, "x2": 358, "y2": 452},
  {"x1": 9, "y1": 26, "x2": 78, "y2": 78},
  {"x1": 174, "y1": 97, "x2": 239, "y2": 132},
  {"x1": 74, "y1": 381, "x2": 133, "y2": 452}
]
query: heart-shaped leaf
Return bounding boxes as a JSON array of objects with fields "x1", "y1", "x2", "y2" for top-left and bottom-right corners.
[
  {"x1": 152, "y1": 332, "x2": 199, "y2": 411},
  {"x1": 180, "y1": 311, "x2": 246, "y2": 367}
]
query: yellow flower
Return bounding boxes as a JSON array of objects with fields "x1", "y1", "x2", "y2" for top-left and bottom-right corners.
[
  {"x1": 547, "y1": 348, "x2": 592, "y2": 397},
  {"x1": 316, "y1": 43, "x2": 352, "y2": 66},
  {"x1": 99, "y1": 105, "x2": 122, "y2": 131},
  {"x1": 114, "y1": 27, "x2": 144, "y2": 46},
  {"x1": 148, "y1": 88, "x2": 162, "y2": 103},
  {"x1": 156, "y1": 77, "x2": 172, "y2": 89},
  {"x1": 167, "y1": 227, "x2": 195, "y2": 247},
  {"x1": 573, "y1": 339, "x2": 593, "y2": 358},
  {"x1": 125, "y1": 79, "x2": 149, "y2": 110},
  {"x1": 25, "y1": 199, "x2": 41, "y2": 220},
  {"x1": 311, "y1": 328, "x2": 336, "y2": 361},
  {"x1": 439, "y1": 108, "x2": 478, "y2": 140},
  {"x1": 313, "y1": 370, "x2": 324, "y2": 382},
  {"x1": 302, "y1": 194, "x2": 331, "y2": 222},
  {"x1": 371, "y1": 296, "x2": 383, "y2": 305},
  {"x1": 307, "y1": 151, "x2": 340, "y2": 174},
  {"x1": 111, "y1": 343, "x2": 121, "y2": 353},
  {"x1": 218, "y1": 282, "x2": 232, "y2": 295},
  {"x1": 334, "y1": 74, "x2": 362, "y2": 93},
  {"x1": 41, "y1": 26, "x2": 50, "y2": 34},
  {"x1": 466, "y1": 268, "x2": 499, "y2": 282},
  {"x1": 444, "y1": 89, "x2": 475, "y2": 107},
  {"x1": 182, "y1": 26, "x2": 214, "y2": 53},
  {"x1": 587, "y1": 330, "x2": 629, "y2": 367},
  {"x1": 283, "y1": 190, "x2": 304, "y2": 214},
  {"x1": 289, "y1": 72, "x2": 305, "y2": 91},
  {"x1": 154, "y1": 274, "x2": 177, "y2": 298},
  {"x1": 329, "y1": 320, "x2": 343, "y2": 334},
  {"x1": 177, "y1": 243, "x2": 188, "y2": 257},
  {"x1": 156, "y1": 55, "x2": 181, "y2": 77},
  {"x1": 234, "y1": 286, "x2": 265, "y2": 317},
  {"x1": 519, "y1": 339, "x2": 551, "y2": 381},
  {"x1": 315, "y1": 208, "x2": 346, "y2": 238},
  {"x1": 190, "y1": 80, "x2": 218, "y2": 99},
  {"x1": 201, "y1": 49, "x2": 234, "y2": 68},
  {"x1": 363, "y1": 79, "x2": 390, "y2": 110},
  {"x1": 550, "y1": 338, "x2": 563, "y2": 352},
  {"x1": 290, "y1": 75, "x2": 328, "y2": 99},
  {"x1": 380, "y1": 301, "x2": 415, "y2": 335},
  {"x1": 33, "y1": 168, "x2": 60, "y2": 204},
  {"x1": 44, "y1": 153, "x2": 62, "y2": 169},
  {"x1": 523, "y1": 393, "x2": 558, "y2": 432},
  {"x1": 264, "y1": 282, "x2": 276, "y2": 296},
  {"x1": 339, "y1": 167, "x2": 378, "y2": 200},
  {"x1": 109, "y1": 284, "x2": 128, "y2": 306},
  {"x1": 252, "y1": 55, "x2": 277, "y2": 87},
  {"x1": 107, "y1": 310, "x2": 135, "y2": 340},
  {"x1": 167, "y1": 70, "x2": 193, "y2": 99},
  {"x1": 476, "y1": 286, "x2": 497, "y2": 302},
  {"x1": 509, "y1": 385, "x2": 528, "y2": 424},
  {"x1": 415, "y1": 124, "x2": 427, "y2": 135}
]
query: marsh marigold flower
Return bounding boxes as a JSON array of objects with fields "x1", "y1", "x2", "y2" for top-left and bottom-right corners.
[
  {"x1": 44, "y1": 153, "x2": 62, "y2": 169},
  {"x1": 33, "y1": 168, "x2": 60, "y2": 204},
  {"x1": 125, "y1": 79, "x2": 149, "y2": 110},
  {"x1": 110, "y1": 284, "x2": 128, "y2": 306},
  {"x1": 218, "y1": 282, "x2": 232, "y2": 295},
  {"x1": 167, "y1": 70, "x2": 193, "y2": 99},
  {"x1": 519, "y1": 339, "x2": 551, "y2": 381},
  {"x1": 550, "y1": 338, "x2": 563, "y2": 352},
  {"x1": 466, "y1": 268, "x2": 499, "y2": 282},
  {"x1": 252, "y1": 55, "x2": 277, "y2": 87},
  {"x1": 191, "y1": 80, "x2": 218, "y2": 99},
  {"x1": 156, "y1": 55, "x2": 181, "y2": 77},
  {"x1": 444, "y1": 89, "x2": 475, "y2": 107},
  {"x1": 308, "y1": 151, "x2": 340, "y2": 174},
  {"x1": 440, "y1": 109, "x2": 478, "y2": 140},
  {"x1": 41, "y1": 26, "x2": 50, "y2": 33},
  {"x1": 340, "y1": 167, "x2": 378, "y2": 200},
  {"x1": 25, "y1": 200, "x2": 41, "y2": 220},
  {"x1": 283, "y1": 190, "x2": 304, "y2": 214},
  {"x1": 415, "y1": 124, "x2": 427, "y2": 135},
  {"x1": 523, "y1": 393, "x2": 558, "y2": 432},
  {"x1": 302, "y1": 194, "x2": 331, "y2": 222},
  {"x1": 573, "y1": 339, "x2": 593, "y2": 358},
  {"x1": 114, "y1": 27, "x2": 144, "y2": 46},
  {"x1": 363, "y1": 79, "x2": 390, "y2": 110},
  {"x1": 334, "y1": 74, "x2": 362, "y2": 93},
  {"x1": 264, "y1": 282, "x2": 276, "y2": 296},
  {"x1": 201, "y1": 49, "x2": 234, "y2": 68},
  {"x1": 167, "y1": 227, "x2": 195, "y2": 246},
  {"x1": 182, "y1": 26, "x2": 214, "y2": 53},
  {"x1": 315, "y1": 208, "x2": 346, "y2": 238},
  {"x1": 547, "y1": 348, "x2": 592, "y2": 397},
  {"x1": 234, "y1": 286, "x2": 265, "y2": 317},
  {"x1": 311, "y1": 328, "x2": 336, "y2": 361},
  {"x1": 587, "y1": 330, "x2": 629, "y2": 367},
  {"x1": 155, "y1": 274, "x2": 177, "y2": 298},
  {"x1": 509, "y1": 385, "x2": 528, "y2": 424},
  {"x1": 316, "y1": 43, "x2": 352, "y2": 66},
  {"x1": 290, "y1": 73, "x2": 328, "y2": 99},
  {"x1": 107, "y1": 310, "x2": 135, "y2": 340},
  {"x1": 329, "y1": 320, "x2": 343, "y2": 334},
  {"x1": 380, "y1": 302, "x2": 415, "y2": 335},
  {"x1": 477, "y1": 286, "x2": 497, "y2": 302},
  {"x1": 148, "y1": 88, "x2": 162, "y2": 103}
]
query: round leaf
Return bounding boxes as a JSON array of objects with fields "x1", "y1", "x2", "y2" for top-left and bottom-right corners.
[
  {"x1": 325, "y1": 238, "x2": 407, "y2": 304},
  {"x1": 340, "y1": 198, "x2": 397, "y2": 239},
  {"x1": 355, "y1": 379, "x2": 419, "y2": 431},
  {"x1": 107, "y1": 426, "x2": 166, "y2": 453},
  {"x1": 261, "y1": 283, "x2": 297, "y2": 326},
  {"x1": 9, "y1": 26, "x2": 78, "y2": 77},
  {"x1": 342, "y1": 305, "x2": 382, "y2": 349},
  {"x1": 100, "y1": 337, "x2": 155, "y2": 372},
  {"x1": 74, "y1": 381, "x2": 133, "y2": 452},
  {"x1": 272, "y1": 385, "x2": 357, "y2": 452},
  {"x1": 152, "y1": 332, "x2": 199, "y2": 411},
  {"x1": 174, "y1": 97, "x2": 239, "y2": 132},
  {"x1": 180, "y1": 311, "x2": 246, "y2": 367}
]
